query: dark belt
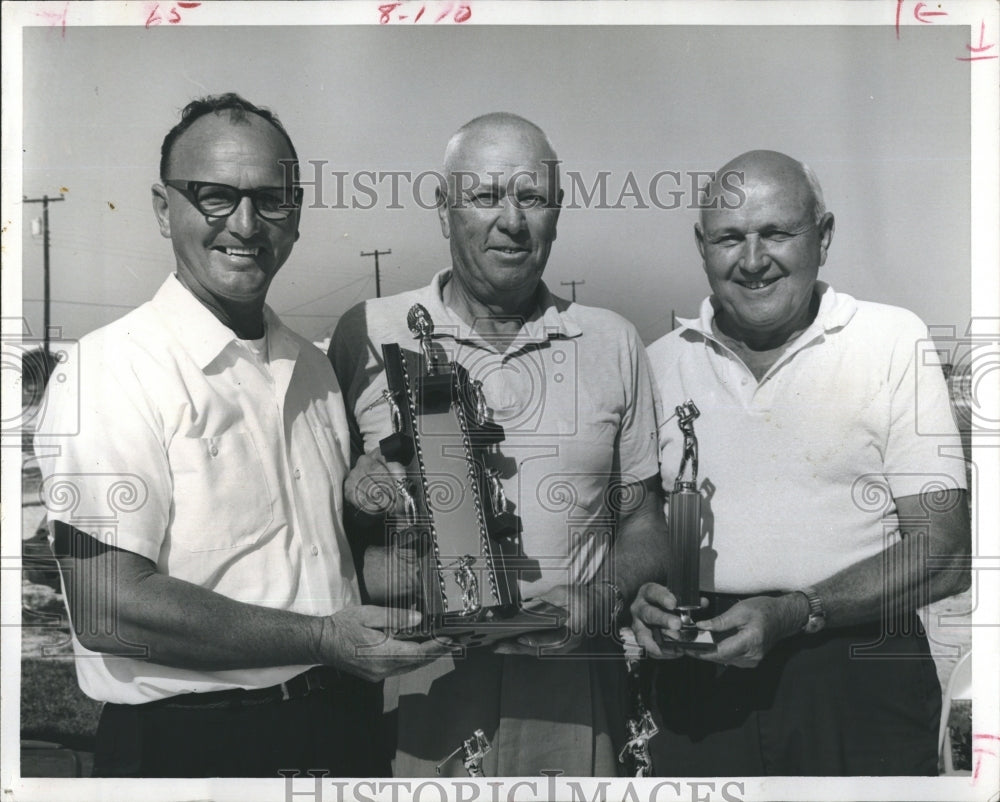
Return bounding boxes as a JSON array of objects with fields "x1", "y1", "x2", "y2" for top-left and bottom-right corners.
[{"x1": 145, "y1": 666, "x2": 343, "y2": 710}]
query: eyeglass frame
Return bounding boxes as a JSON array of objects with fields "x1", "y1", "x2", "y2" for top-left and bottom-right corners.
[{"x1": 162, "y1": 179, "x2": 303, "y2": 221}]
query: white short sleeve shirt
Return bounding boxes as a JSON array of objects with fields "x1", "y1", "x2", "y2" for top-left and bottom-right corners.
[
  {"x1": 36, "y1": 275, "x2": 360, "y2": 703},
  {"x1": 646, "y1": 283, "x2": 967, "y2": 593}
]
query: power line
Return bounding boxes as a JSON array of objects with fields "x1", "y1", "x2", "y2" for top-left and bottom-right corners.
[
  {"x1": 279, "y1": 274, "x2": 370, "y2": 314},
  {"x1": 23, "y1": 194, "x2": 66, "y2": 357},
  {"x1": 23, "y1": 298, "x2": 137, "y2": 310},
  {"x1": 360, "y1": 249, "x2": 391, "y2": 298},
  {"x1": 560, "y1": 279, "x2": 585, "y2": 302}
]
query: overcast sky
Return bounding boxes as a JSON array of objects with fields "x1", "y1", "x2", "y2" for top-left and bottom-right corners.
[{"x1": 16, "y1": 19, "x2": 974, "y2": 346}]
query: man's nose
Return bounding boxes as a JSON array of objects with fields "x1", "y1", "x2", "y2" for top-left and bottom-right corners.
[
  {"x1": 226, "y1": 196, "x2": 260, "y2": 238},
  {"x1": 739, "y1": 234, "x2": 769, "y2": 273},
  {"x1": 496, "y1": 197, "x2": 525, "y2": 234}
]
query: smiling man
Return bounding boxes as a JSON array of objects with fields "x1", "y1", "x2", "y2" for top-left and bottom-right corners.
[
  {"x1": 36, "y1": 94, "x2": 450, "y2": 778},
  {"x1": 330, "y1": 112, "x2": 668, "y2": 776},
  {"x1": 634, "y1": 150, "x2": 970, "y2": 775}
]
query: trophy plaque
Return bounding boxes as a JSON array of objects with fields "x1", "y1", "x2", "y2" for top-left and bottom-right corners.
[
  {"x1": 663, "y1": 399, "x2": 715, "y2": 650},
  {"x1": 378, "y1": 303, "x2": 565, "y2": 646}
]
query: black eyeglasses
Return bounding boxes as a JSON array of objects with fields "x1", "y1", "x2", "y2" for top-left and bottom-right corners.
[{"x1": 163, "y1": 180, "x2": 302, "y2": 221}]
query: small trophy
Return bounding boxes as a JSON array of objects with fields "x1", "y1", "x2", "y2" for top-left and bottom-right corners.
[
  {"x1": 436, "y1": 729, "x2": 491, "y2": 777},
  {"x1": 618, "y1": 709, "x2": 659, "y2": 777},
  {"x1": 665, "y1": 400, "x2": 714, "y2": 649},
  {"x1": 620, "y1": 629, "x2": 659, "y2": 777},
  {"x1": 378, "y1": 303, "x2": 565, "y2": 645}
]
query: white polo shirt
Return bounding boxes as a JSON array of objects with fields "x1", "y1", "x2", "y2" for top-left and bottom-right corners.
[
  {"x1": 646, "y1": 283, "x2": 966, "y2": 594},
  {"x1": 36, "y1": 275, "x2": 360, "y2": 703}
]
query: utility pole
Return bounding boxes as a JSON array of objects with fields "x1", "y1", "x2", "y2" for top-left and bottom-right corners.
[
  {"x1": 24, "y1": 193, "x2": 65, "y2": 359},
  {"x1": 560, "y1": 279, "x2": 585, "y2": 302},
  {"x1": 361, "y1": 248, "x2": 392, "y2": 298}
]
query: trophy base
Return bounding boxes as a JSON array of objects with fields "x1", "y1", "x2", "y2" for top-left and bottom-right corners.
[
  {"x1": 656, "y1": 626, "x2": 717, "y2": 652},
  {"x1": 393, "y1": 600, "x2": 567, "y2": 648}
]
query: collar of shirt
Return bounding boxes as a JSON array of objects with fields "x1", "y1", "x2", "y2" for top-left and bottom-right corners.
[
  {"x1": 424, "y1": 269, "x2": 583, "y2": 355},
  {"x1": 150, "y1": 274, "x2": 301, "y2": 373},
  {"x1": 676, "y1": 281, "x2": 858, "y2": 368}
]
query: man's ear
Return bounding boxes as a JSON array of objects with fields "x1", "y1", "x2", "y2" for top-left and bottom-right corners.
[
  {"x1": 550, "y1": 188, "x2": 564, "y2": 242},
  {"x1": 151, "y1": 184, "x2": 171, "y2": 239},
  {"x1": 817, "y1": 212, "x2": 835, "y2": 267},
  {"x1": 694, "y1": 222, "x2": 707, "y2": 263},
  {"x1": 436, "y1": 187, "x2": 450, "y2": 239}
]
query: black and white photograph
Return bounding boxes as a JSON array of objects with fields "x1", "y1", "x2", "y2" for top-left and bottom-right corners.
[{"x1": 2, "y1": 2, "x2": 998, "y2": 801}]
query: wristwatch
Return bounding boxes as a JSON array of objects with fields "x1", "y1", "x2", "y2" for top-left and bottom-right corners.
[{"x1": 799, "y1": 587, "x2": 826, "y2": 634}]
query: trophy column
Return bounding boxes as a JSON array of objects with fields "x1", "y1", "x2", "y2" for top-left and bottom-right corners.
[{"x1": 666, "y1": 400, "x2": 712, "y2": 645}]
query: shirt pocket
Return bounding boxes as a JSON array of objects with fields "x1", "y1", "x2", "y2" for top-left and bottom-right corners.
[
  {"x1": 167, "y1": 431, "x2": 275, "y2": 551},
  {"x1": 304, "y1": 403, "x2": 349, "y2": 483}
]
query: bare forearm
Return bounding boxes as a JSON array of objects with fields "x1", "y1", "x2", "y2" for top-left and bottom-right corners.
[
  {"x1": 815, "y1": 533, "x2": 970, "y2": 628},
  {"x1": 107, "y1": 572, "x2": 324, "y2": 670},
  {"x1": 610, "y1": 476, "x2": 671, "y2": 602},
  {"x1": 798, "y1": 490, "x2": 970, "y2": 630},
  {"x1": 56, "y1": 523, "x2": 323, "y2": 670}
]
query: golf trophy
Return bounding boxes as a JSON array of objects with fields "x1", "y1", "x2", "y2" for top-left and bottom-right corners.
[
  {"x1": 665, "y1": 399, "x2": 714, "y2": 649},
  {"x1": 436, "y1": 729, "x2": 492, "y2": 777},
  {"x1": 378, "y1": 303, "x2": 565, "y2": 645}
]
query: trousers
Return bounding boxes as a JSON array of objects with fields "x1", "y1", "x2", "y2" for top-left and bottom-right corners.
[
  {"x1": 649, "y1": 596, "x2": 941, "y2": 776},
  {"x1": 92, "y1": 669, "x2": 387, "y2": 778}
]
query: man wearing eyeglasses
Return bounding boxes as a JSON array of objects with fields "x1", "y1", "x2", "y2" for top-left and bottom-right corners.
[
  {"x1": 36, "y1": 94, "x2": 451, "y2": 777},
  {"x1": 632, "y1": 150, "x2": 970, "y2": 775}
]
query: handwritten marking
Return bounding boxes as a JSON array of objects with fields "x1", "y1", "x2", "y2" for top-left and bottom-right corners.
[
  {"x1": 35, "y1": 1, "x2": 70, "y2": 38},
  {"x1": 972, "y1": 735, "x2": 1000, "y2": 785},
  {"x1": 146, "y1": 2, "x2": 201, "y2": 28},
  {"x1": 379, "y1": 2, "x2": 471, "y2": 24},
  {"x1": 913, "y1": 2, "x2": 948, "y2": 23},
  {"x1": 379, "y1": 3, "x2": 402, "y2": 24},
  {"x1": 956, "y1": 20, "x2": 998, "y2": 62}
]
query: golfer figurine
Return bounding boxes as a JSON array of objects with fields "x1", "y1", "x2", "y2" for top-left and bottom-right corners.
[
  {"x1": 407, "y1": 303, "x2": 437, "y2": 374},
  {"x1": 437, "y1": 729, "x2": 492, "y2": 777},
  {"x1": 486, "y1": 468, "x2": 507, "y2": 516},
  {"x1": 450, "y1": 555, "x2": 481, "y2": 615},
  {"x1": 396, "y1": 478, "x2": 418, "y2": 527},
  {"x1": 675, "y1": 399, "x2": 700, "y2": 485}
]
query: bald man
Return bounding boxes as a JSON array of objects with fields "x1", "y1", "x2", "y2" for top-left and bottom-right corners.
[
  {"x1": 330, "y1": 112, "x2": 668, "y2": 776},
  {"x1": 633, "y1": 150, "x2": 970, "y2": 775}
]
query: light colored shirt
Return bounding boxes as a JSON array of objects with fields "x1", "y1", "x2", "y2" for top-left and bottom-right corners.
[
  {"x1": 330, "y1": 269, "x2": 660, "y2": 776},
  {"x1": 36, "y1": 275, "x2": 359, "y2": 704},
  {"x1": 646, "y1": 282, "x2": 966, "y2": 594},
  {"x1": 331, "y1": 269, "x2": 660, "y2": 601}
]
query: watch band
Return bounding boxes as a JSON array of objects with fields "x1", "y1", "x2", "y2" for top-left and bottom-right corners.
[{"x1": 799, "y1": 586, "x2": 826, "y2": 634}]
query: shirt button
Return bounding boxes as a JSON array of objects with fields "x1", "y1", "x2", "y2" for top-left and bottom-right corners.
[
  {"x1": 294, "y1": 468, "x2": 302, "y2": 479},
  {"x1": 209, "y1": 445, "x2": 219, "y2": 457},
  {"x1": 310, "y1": 545, "x2": 319, "y2": 556},
  {"x1": 741, "y1": 377, "x2": 749, "y2": 386}
]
